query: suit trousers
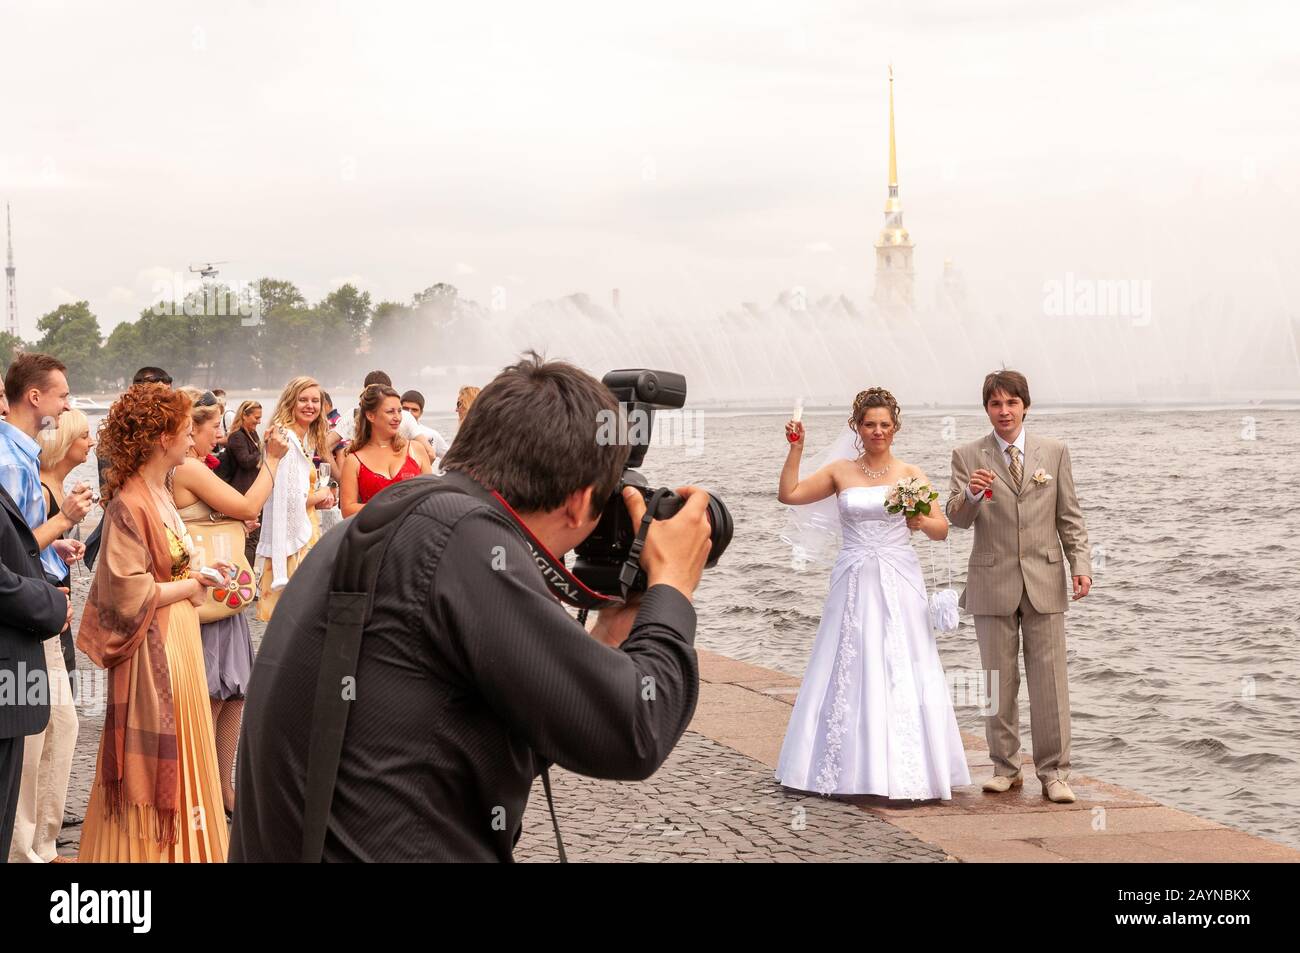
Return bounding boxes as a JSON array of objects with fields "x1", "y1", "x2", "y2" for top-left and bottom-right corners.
[
  {"x1": 0, "y1": 735, "x2": 24, "y2": 863},
  {"x1": 8, "y1": 637, "x2": 78, "y2": 862},
  {"x1": 974, "y1": 587, "x2": 1071, "y2": 783}
]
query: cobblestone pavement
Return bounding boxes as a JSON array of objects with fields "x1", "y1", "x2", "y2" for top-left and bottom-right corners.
[
  {"x1": 517, "y1": 731, "x2": 952, "y2": 862},
  {"x1": 58, "y1": 581, "x2": 948, "y2": 862}
]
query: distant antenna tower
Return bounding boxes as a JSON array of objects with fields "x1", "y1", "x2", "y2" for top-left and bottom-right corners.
[{"x1": 5, "y1": 204, "x2": 16, "y2": 338}]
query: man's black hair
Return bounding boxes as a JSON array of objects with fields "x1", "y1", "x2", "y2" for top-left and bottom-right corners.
[{"x1": 132, "y1": 366, "x2": 172, "y2": 385}]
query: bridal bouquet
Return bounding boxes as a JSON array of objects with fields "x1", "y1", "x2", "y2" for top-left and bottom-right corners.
[{"x1": 884, "y1": 476, "x2": 939, "y2": 517}]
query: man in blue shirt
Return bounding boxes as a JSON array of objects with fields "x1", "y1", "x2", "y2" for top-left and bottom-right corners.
[{"x1": 0, "y1": 354, "x2": 92, "y2": 579}]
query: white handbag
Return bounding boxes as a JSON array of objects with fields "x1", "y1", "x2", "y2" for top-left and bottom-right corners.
[{"x1": 927, "y1": 538, "x2": 961, "y2": 634}]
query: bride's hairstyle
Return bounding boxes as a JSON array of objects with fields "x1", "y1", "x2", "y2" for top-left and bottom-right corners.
[{"x1": 848, "y1": 387, "x2": 902, "y2": 447}]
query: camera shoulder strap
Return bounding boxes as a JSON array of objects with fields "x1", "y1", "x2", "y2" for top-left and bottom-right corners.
[{"x1": 302, "y1": 476, "x2": 450, "y2": 862}]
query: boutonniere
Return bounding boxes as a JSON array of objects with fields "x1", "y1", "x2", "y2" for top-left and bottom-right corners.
[{"x1": 1031, "y1": 469, "x2": 1053, "y2": 486}]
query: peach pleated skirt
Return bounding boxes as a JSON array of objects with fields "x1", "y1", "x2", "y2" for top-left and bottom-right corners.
[{"x1": 79, "y1": 602, "x2": 230, "y2": 863}]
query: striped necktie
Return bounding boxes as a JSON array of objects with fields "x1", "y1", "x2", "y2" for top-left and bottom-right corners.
[{"x1": 1007, "y1": 445, "x2": 1023, "y2": 490}]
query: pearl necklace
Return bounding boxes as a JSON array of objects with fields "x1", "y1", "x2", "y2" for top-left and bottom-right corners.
[{"x1": 856, "y1": 456, "x2": 890, "y2": 479}]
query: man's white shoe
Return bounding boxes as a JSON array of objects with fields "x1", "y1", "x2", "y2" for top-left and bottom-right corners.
[
  {"x1": 1042, "y1": 778, "x2": 1077, "y2": 803},
  {"x1": 982, "y1": 773, "x2": 1023, "y2": 793}
]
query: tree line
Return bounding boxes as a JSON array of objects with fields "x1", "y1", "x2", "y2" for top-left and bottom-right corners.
[{"x1": 1, "y1": 279, "x2": 469, "y2": 392}]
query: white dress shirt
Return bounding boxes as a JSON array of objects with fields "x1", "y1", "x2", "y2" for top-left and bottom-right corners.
[{"x1": 965, "y1": 427, "x2": 1026, "y2": 503}]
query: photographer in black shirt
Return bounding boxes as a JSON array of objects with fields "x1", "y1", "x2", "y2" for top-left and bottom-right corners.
[{"x1": 231, "y1": 353, "x2": 712, "y2": 861}]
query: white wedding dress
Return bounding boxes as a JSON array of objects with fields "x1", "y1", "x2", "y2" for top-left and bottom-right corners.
[{"x1": 776, "y1": 485, "x2": 971, "y2": 799}]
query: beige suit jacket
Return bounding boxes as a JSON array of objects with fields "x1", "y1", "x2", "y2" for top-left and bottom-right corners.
[{"x1": 945, "y1": 431, "x2": 1092, "y2": 616}]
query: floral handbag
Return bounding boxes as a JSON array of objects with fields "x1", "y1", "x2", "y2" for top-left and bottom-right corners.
[{"x1": 185, "y1": 515, "x2": 257, "y2": 623}]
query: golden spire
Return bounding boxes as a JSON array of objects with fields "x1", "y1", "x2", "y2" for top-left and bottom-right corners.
[
  {"x1": 888, "y1": 64, "x2": 898, "y2": 188},
  {"x1": 874, "y1": 64, "x2": 914, "y2": 311}
]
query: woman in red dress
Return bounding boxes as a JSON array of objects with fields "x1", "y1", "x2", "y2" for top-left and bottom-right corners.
[{"x1": 339, "y1": 384, "x2": 433, "y2": 516}]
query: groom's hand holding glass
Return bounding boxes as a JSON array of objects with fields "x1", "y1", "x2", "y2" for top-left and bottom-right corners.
[{"x1": 968, "y1": 467, "x2": 996, "y2": 500}]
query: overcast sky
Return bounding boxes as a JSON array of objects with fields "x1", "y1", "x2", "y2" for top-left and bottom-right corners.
[{"x1": 1, "y1": 0, "x2": 1297, "y2": 335}]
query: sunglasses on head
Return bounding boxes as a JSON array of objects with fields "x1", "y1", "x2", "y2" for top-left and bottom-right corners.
[{"x1": 195, "y1": 391, "x2": 219, "y2": 407}]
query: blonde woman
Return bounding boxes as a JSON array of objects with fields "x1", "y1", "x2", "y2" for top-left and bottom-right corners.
[
  {"x1": 455, "y1": 385, "x2": 480, "y2": 427},
  {"x1": 172, "y1": 389, "x2": 286, "y2": 814},
  {"x1": 38, "y1": 408, "x2": 93, "y2": 680},
  {"x1": 255, "y1": 377, "x2": 335, "y2": 621},
  {"x1": 225, "y1": 400, "x2": 264, "y2": 567},
  {"x1": 8, "y1": 410, "x2": 91, "y2": 862}
]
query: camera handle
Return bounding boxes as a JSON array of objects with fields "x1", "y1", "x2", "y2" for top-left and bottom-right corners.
[{"x1": 617, "y1": 486, "x2": 675, "y2": 601}]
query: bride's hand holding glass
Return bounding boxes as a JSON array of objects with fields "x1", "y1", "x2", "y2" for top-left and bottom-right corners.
[{"x1": 784, "y1": 419, "x2": 805, "y2": 448}]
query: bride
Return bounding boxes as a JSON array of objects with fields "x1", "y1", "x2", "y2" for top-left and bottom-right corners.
[{"x1": 775, "y1": 387, "x2": 970, "y2": 800}]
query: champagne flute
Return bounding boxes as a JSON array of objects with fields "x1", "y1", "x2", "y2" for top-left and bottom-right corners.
[
  {"x1": 67, "y1": 480, "x2": 94, "y2": 577},
  {"x1": 317, "y1": 462, "x2": 333, "y2": 507}
]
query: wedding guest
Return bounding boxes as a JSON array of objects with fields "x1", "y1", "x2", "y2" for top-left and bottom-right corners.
[
  {"x1": 319, "y1": 393, "x2": 349, "y2": 478},
  {"x1": 337, "y1": 370, "x2": 435, "y2": 461},
  {"x1": 399, "y1": 389, "x2": 451, "y2": 463},
  {"x1": 224, "y1": 401, "x2": 264, "y2": 493},
  {"x1": 255, "y1": 376, "x2": 334, "y2": 622},
  {"x1": 2, "y1": 360, "x2": 87, "y2": 863},
  {"x1": 211, "y1": 389, "x2": 229, "y2": 449},
  {"x1": 37, "y1": 409, "x2": 93, "y2": 684},
  {"x1": 5, "y1": 411, "x2": 95, "y2": 862},
  {"x1": 0, "y1": 354, "x2": 93, "y2": 584},
  {"x1": 0, "y1": 483, "x2": 70, "y2": 862},
  {"x1": 83, "y1": 366, "x2": 173, "y2": 571},
  {"x1": 173, "y1": 388, "x2": 286, "y2": 815},
  {"x1": 76, "y1": 384, "x2": 231, "y2": 862},
  {"x1": 455, "y1": 385, "x2": 480, "y2": 427},
  {"x1": 315, "y1": 391, "x2": 343, "y2": 536},
  {"x1": 220, "y1": 392, "x2": 237, "y2": 438},
  {"x1": 224, "y1": 401, "x2": 265, "y2": 566},
  {"x1": 338, "y1": 385, "x2": 432, "y2": 517}
]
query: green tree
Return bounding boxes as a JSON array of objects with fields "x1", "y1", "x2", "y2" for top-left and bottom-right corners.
[
  {"x1": 254, "y1": 278, "x2": 306, "y2": 317},
  {"x1": 321, "y1": 284, "x2": 372, "y2": 351},
  {"x1": 35, "y1": 301, "x2": 102, "y2": 391},
  {"x1": 0, "y1": 331, "x2": 25, "y2": 372},
  {"x1": 100, "y1": 321, "x2": 143, "y2": 388}
]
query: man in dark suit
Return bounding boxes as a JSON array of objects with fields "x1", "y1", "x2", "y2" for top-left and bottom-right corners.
[{"x1": 0, "y1": 484, "x2": 71, "y2": 861}]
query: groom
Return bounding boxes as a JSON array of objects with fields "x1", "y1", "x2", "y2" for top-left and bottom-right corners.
[{"x1": 946, "y1": 370, "x2": 1092, "y2": 803}]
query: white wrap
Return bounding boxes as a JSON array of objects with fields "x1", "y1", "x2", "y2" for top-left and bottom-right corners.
[{"x1": 256, "y1": 428, "x2": 314, "y2": 590}]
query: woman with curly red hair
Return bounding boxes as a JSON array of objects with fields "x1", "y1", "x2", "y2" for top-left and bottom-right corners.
[{"x1": 76, "y1": 384, "x2": 233, "y2": 862}]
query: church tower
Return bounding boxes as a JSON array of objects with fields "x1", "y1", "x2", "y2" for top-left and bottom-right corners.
[{"x1": 873, "y1": 67, "x2": 914, "y2": 310}]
